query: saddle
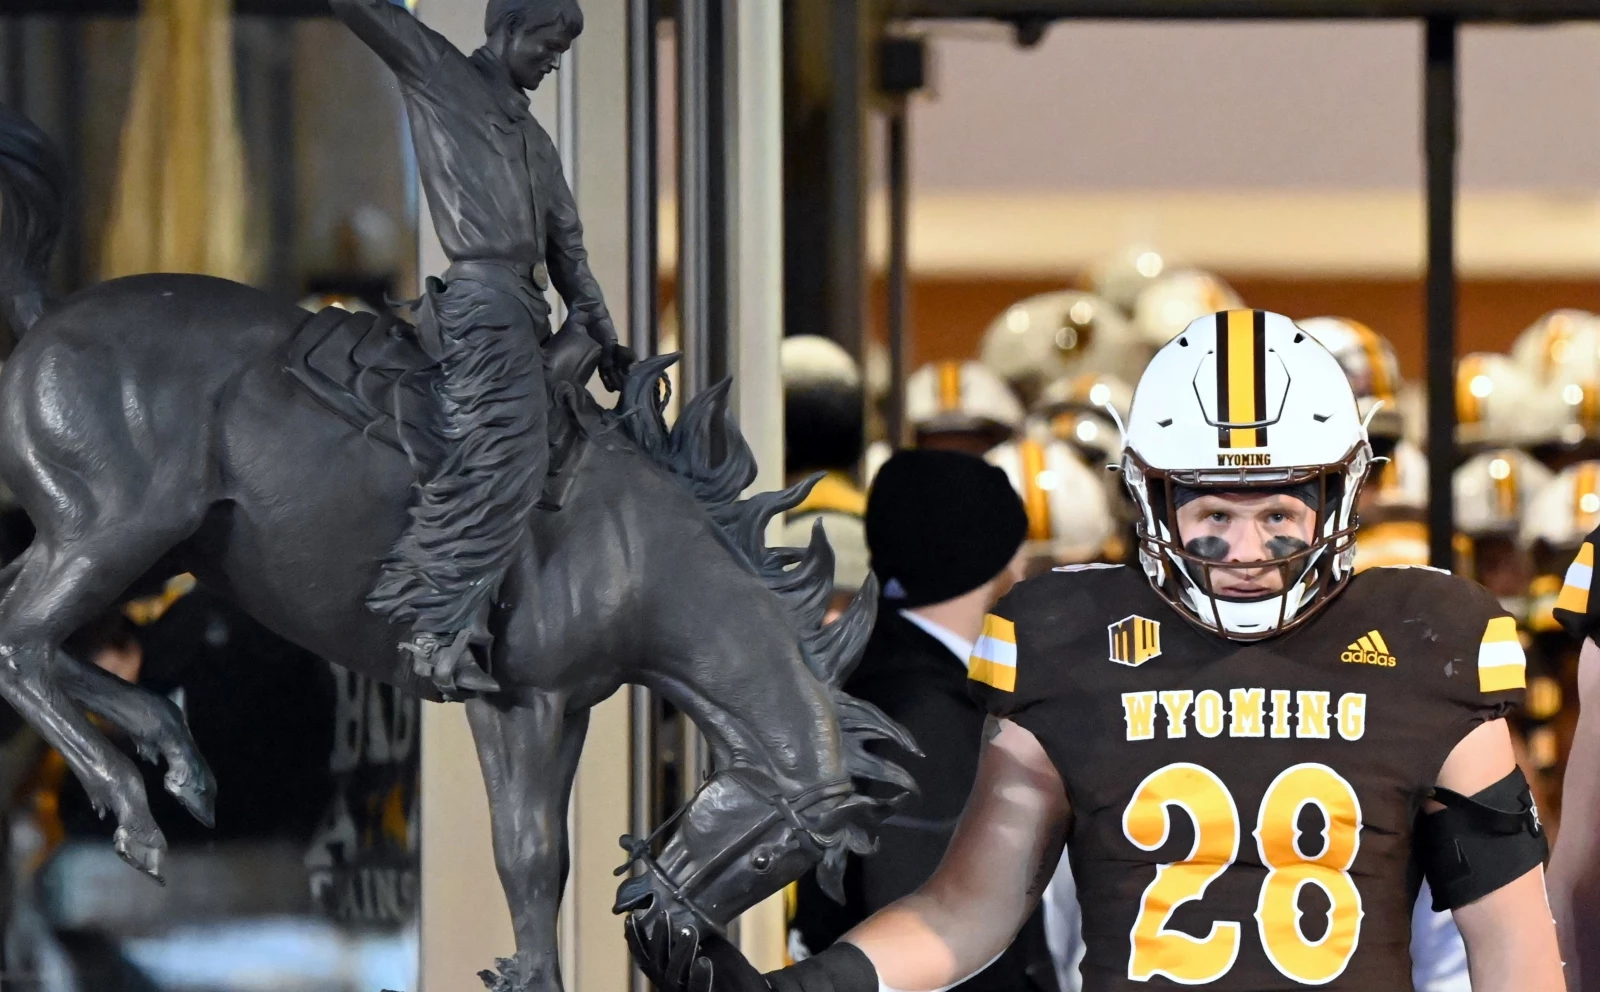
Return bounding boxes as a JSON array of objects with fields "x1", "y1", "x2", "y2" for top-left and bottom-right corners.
[{"x1": 285, "y1": 306, "x2": 602, "y2": 510}]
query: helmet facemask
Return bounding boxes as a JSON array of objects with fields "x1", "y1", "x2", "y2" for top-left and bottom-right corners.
[{"x1": 1123, "y1": 443, "x2": 1371, "y2": 641}]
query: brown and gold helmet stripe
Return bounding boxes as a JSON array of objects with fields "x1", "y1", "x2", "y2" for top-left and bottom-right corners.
[
  {"x1": 1456, "y1": 354, "x2": 1486, "y2": 426},
  {"x1": 1349, "y1": 319, "x2": 1395, "y2": 403},
  {"x1": 937, "y1": 360, "x2": 963, "y2": 413},
  {"x1": 1492, "y1": 455, "x2": 1518, "y2": 520},
  {"x1": 1578, "y1": 462, "x2": 1599, "y2": 530},
  {"x1": 1018, "y1": 439, "x2": 1054, "y2": 542},
  {"x1": 1215, "y1": 309, "x2": 1268, "y2": 448}
]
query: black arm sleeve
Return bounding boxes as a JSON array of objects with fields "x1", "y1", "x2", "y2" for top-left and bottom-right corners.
[{"x1": 1417, "y1": 767, "x2": 1547, "y2": 911}]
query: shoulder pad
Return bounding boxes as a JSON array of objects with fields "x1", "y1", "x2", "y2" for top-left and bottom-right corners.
[
  {"x1": 1052, "y1": 563, "x2": 1124, "y2": 573},
  {"x1": 1372, "y1": 563, "x2": 1452, "y2": 575}
]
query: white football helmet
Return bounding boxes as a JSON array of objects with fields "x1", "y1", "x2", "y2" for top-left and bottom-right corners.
[
  {"x1": 905, "y1": 360, "x2": 1024, "y2": 440},
  {"x1": 1521, "y1": 460, "x2": 1600, "y2": 554},
  {"x1": 1455, "y1": 352, "x2": 1566, "y2": 450},
  {"x1": 1132, "y1": 270, "x2": 1245, "y2": 349},
  {"x1": 1510, "y1": 309, "x2": 1600, "y2": 385},
  {"x1": 1296, "y1": 316, "x2": 1405, "y2": 445},
  {"x1": 1033, "y1": 372, "x2": 1135, "y2": 466},
  {"x1": 979, "y1": 291, "x2": 1144, "y2": 402},
  {"x1": 988, "y1": 438, "x2": 1116, "y2": 564},
  {"x1": 1369, "y1": 438, "x2": 1429, "y2": 513},
  {"x1": 1083, "y1": 243, "x2": 1170, "y2": 315},
  {"x1": 1122, "y1": 309, "x2": 1370, "y2": 640},
  {"x1": 862, "y1": 440, "x2": 892, "y2": 487},
  {"x1": 1454, "y1": 449, "x2": 1553, "y2": 539}
]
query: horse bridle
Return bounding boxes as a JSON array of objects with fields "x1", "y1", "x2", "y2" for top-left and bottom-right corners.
[{"x1": 616, "y1": 766, "x2": 855, "y2": 931}]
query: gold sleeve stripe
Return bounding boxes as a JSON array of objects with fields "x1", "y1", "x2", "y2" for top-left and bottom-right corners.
[
  {"x1": 1478, "y1": 615, "x2": 1527, "y2": 693},
  {"x1": 969, "y1": 614, "x2": 1017, "y2": 691},
  {"x1": 1556, "y1": 541, "x2": 1594, "y2": 615}
]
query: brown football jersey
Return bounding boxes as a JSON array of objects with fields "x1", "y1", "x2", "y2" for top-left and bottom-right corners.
[{"x1": 968, "y1": 563, "x2": 1525, "y2": 992}]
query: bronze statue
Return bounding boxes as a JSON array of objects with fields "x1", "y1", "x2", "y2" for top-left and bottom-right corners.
[
  {"x1": 0, "y1": 44, "x2": 910, "y2": 992},
  {"x1": 332, "y1": 0, "x2": 635, "y2": 697}
]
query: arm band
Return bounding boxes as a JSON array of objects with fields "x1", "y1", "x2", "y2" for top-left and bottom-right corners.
[{"x1": 1417, "y1": 766, "x2": 1547, "y2": 911}]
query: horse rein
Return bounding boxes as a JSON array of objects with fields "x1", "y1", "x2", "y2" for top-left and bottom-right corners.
[{"x1": 617, "y1": 767, "x2": 855, "y2": 932}]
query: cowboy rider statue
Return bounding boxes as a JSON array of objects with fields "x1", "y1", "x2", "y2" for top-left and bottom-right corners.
[{"x1": 330, "y1": 0, "x2": 633, "y2": 696}]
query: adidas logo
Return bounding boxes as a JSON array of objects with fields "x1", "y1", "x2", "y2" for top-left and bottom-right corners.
[{"x1": 1341, "y1": 630, "x2": 1396, "y2": 668}]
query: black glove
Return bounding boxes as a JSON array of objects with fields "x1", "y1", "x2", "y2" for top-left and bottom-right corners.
[
  {"x1": 599, "y1": 341, "x2": 638, "y2": 393},
  {"x1": 625, "y1": 904, "x2": 766, "y2": 992}
]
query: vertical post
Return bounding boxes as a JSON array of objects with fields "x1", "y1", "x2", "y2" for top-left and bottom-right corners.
[
  {"x1": 627, "y1": 0, "x2": 657, "y2": 360},
  {"x1": 782, "y1": 0, "x2": 866, "y2": 356},
  {"x1": 677, "y1": 0, "x2": 730, "y2": 399},
  {"x1": 1424, "y1": 18, "x2": 1457, "y2": 569},
  {"x1": 625, "y1": 5, "x2": 659, "y2": 992},
  {"x1": 732, "y1": 0, "x2": 787, "y2": 971},
  {"x1": 879, "y1": 35, "x2": 924, "y2": 451},
  {"x1": 564, "y1": 4, "x2": 634, "y2": 989},
  {"x1": 885, "y1": 105, "x2": 908, "y2": 450}
]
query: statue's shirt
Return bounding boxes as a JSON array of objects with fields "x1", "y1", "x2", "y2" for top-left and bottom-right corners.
[{"x1": 333, "y1": 0, "x2": 604, "y2": 311}]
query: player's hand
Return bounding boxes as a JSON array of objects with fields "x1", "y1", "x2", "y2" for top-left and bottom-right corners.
[
  {"x1": 625, "y1": 903, "x2": 766, "y2": 992},
  {"x1": 599, "y1": 341, "x2": 638, "y2": 393}
]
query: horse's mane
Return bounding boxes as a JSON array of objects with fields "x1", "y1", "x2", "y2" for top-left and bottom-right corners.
[{"x1": 608, "y1": 355, "x2": 917, "y2": 899}]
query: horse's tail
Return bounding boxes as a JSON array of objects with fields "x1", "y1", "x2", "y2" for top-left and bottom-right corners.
[{"x1": 0, "y1": 103, "x2": 63, "y2": 338}]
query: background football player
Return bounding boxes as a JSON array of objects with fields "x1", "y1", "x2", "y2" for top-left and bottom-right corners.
[{"x1": 627, "y1": 310, "x2": 1562, "y2": 992}]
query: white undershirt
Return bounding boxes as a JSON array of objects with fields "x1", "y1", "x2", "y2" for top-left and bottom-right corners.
[{"x1": 898, "y1": 611, "x2": 974, "y2": 670}]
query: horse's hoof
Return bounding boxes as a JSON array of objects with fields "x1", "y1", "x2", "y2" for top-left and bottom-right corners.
[
  {"x1": 477, "y1": 954, "x2": 552, "y2": 992},
  {"x1": 113, "y1": 825, "x2": 167, "y2": 883},
  {"x1": 165, "y1": 759, "x2": 217, "y2": 829}
]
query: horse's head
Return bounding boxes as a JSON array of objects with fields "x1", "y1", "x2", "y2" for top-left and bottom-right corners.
[
  {"x1": 613, "y1": 767, "x2": 892, "y2": 931},
  {"x1": 608, "y1": 357, "x2": 917, "y2": 932}
]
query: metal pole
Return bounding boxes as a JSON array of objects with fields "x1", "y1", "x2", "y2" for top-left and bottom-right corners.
[
  {"x1": 678, "y1": 0, "x2": 731, "y2": 398},
  {"x1": 1424, "y1": 18, "x2": 1457, "y2": 569},
  {"x1": 677, "y1": 0, "x2": 734, "y2": 814},
  {"x1": 885, "y1": 103, "x2": 910, "y2": 449},
  {"x1": 628, "y1": 0, "x2": 659, "y2": 361},
  {"x1": 626, "y1": 6, "x2": 659, "y2": 990}
]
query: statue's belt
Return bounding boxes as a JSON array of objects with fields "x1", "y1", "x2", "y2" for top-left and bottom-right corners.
[{"x1": 444, "y1": 257, "x2": 551, "y2": 293}]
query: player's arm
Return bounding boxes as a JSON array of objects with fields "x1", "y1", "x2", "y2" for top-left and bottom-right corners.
[
  {"x1": 1547, "y1": 636, "x2": 1600, "y2": 988},
  {"x1": 1427, "y1": 718, "x2": 1564, "y2": 992},
  {"x1": 329, "y1": 0, "x2": 449, "y2": 85},
  {"x1": 841, "y1": 717, "x2": 1069, "y2": 991}
]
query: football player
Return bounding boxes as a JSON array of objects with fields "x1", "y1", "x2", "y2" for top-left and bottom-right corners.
[
  {"x1": 1539, "y1": 470, "x2": 1600, "y2": 988},
  {"x1": 628, "y1": 311, "x2": 1561, "y2": 992}
]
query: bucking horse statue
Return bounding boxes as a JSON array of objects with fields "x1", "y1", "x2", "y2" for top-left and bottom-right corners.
[{"x1": 0, "y1": 106, "x2": 914, "y2": 991}]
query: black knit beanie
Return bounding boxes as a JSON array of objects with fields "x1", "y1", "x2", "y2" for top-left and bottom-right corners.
[{"x1": 866, "y1": 450, "x2": 1029, "y2": 609}]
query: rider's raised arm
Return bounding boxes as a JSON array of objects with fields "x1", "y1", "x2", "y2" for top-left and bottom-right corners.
[
  {"x1": 329, "y1": 0, "x2": 452, "y2": 86},
  {"x1": 842, "y1": 717, "x2": 1069, "y2": 992}
]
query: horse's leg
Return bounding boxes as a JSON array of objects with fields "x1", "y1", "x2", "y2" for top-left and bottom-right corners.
[
  {"x1": 0, "y1": 539, "x2": 174, "y2": 876},
  {"x1": 466, "y1": 691, "x2": 589, "y2": 992},
  {"x1": 52, "y1": 658, "x2": 216, "y2": 826}
]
